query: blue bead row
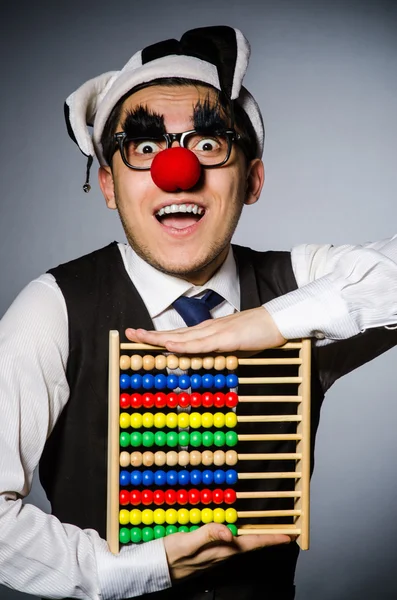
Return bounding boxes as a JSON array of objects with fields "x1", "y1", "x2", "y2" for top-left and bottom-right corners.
[
  {"x1": 120, "y1": 468, "x2": 238, "y2": 487},
  {"x1": 120, "y1": 373, "x2": 238, "y2": 391}
]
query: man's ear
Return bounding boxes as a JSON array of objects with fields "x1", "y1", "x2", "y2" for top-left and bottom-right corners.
[
  {"x1": 244, "y1": 158, "x2": 265, "y2": 206},
  {"x1": 98, "y1": 166, "x2": 117, "y2": 209}
]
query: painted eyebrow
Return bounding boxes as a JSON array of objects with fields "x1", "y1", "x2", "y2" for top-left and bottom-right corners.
[
  {"x1": 122, "y1": 106, "x2": 166, "y2": 138},
  {"x1": 193, "y1": 98, "x2": 229, "y2": 133}
]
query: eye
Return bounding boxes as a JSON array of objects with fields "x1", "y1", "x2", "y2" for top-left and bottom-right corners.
[
  {"x1": 134, "y1": 140, "x2": 162, "y2": 154},
  {"x1": 194, "y1": 137, "x2": 221, "y2": 152}
]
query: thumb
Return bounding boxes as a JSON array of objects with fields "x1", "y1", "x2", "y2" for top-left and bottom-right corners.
[{"x1": 186, "y1": 523, "x2": 234, "y2": 551}]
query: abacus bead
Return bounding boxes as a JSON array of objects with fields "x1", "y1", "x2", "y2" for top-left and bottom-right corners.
[
  {"x1": 214, "y1": 450, "x2": 225, "y2": 466},
  {"x1": 120, "y1": 374, "x2": 130, "y2": 390},
  {"x1": 120, "y1": 452, "x2": 130, "y2": 467},
  {"x1": 213, "y1": 412, "x2": 225, "y2": 428},
  {"x1": 225, "y1": 431, "x2": 238, "y2": 447},
  {"x1": 141, "y1": 490, "x2": 153, "y2": 505},
  {"x1": 142, "y1": 355, "x2": 155, "y2": 370},
  {"x1": 166, "y1": 413, "x2": 178, "y2": 429},
  {"x1": 165, "y1": 525, "x2": 178, "y2": 535},
  {"x1": 190, "y1": 374, "x2": 202, "y2": 389},
  {"x1": 130, "y1": 374, "x2": 142, "y2": 389},
  {"x1": 202, "y1": 431, "x2": 214, "y2": 447},
  {"x1": 154, "y1": 525, "x2": 166, "y2": 539},
  {"x1": 142, "y1": 374, "x2": 155, "y2": 389},
  {"x1": 214, "y1": 374, "x2": 226, "y2": 389},
  {"x1": 203, "y1": 356, "x2": 215, "y2": 370},
  {"x1": 120, "y1": 432, "x2": 130, "y2": 448},
  {"x1": 119, "y1": 527, "x2": 130, "y2": 544},
  {"x1": 153, "y1": 508, "x2": 166, "y2": 524},
  {"x1": 130, "y1": 413, "x2": 143, "y2": 429},
  {"x1": 214, "y1": 356, "x2": 226, "y2": 371},
  {"x1": 226, "y1": 374, "x2": 238, "y2": 388},
  {"x1": 190, "y1": 412, "x2": 202, "y2": 429},
  {"x1": 142, "y1": 431, "x2": 155, "y2": 447},
  {"x1": 226, "y1": 392, "x2": 238, "y2": 408},
  {"x1": 201, "y1": 412, "x2": 214, "y2": 428},
  {"x1": 167, "y1": 374, "x2": 179, "y2": 389},
  {"x1": 131, "y1": 527, "x2": 142, "y2": 543},
  {"x1": 225, "y1": 508, "x2": 237, "y2": 523},
  {"x1": 130, "y1": 470, "x2": 142, "y2": 485},
  {"x1": 154, "y1": 392, "x2": 167, "y2": 408},
  {"x1": 213, "y1": 489, "x2": 224, "y2": 504},
  {"x1": 189, "y1": 450, "x2": 201, "y2": 465},
  {"x1": 225, "y1": 412, "x2": 237, "y2": 428},
  {"x1": 119, "y1": 490, "x2": 129, "y2": 505},
  {"x1": 224, "y1": 489, "x2": 237, "y2": 504},
  {"x1": 129, "y1": 509, "x2": 142, "y2": 525},
  {"x1": 226, "y1": 469, "x2": 238, "y2": 484},
  {"x1": 120, "y1": 393, "x2": 130, "y2": 409},
  {"x1": 155, "y1": 354, "x2": 167, "y2": 370},
  {"x1": 179, "y1": 356, "x2": 191, "y2": 370},
  {"x1": 202, "y1": 373, "x2": 214, "y2": 389},
  {"x1": 190, "y1": 432, "x2": 202, "y2": 448},
  {"x1": 177, "y1": 490, "x2": 189, "y2": 505},
  {"x1": 166, "y1": 432, "x2": 178, "y2": 447},
  {"x1": 200, "y1": 489, "x2": 212, "y2": 504},
  {"x1": 189, "y1": 508, "x2": 202, "y2": 524},
  {"x1": 214, "y1": 392, "x2": 225, "y2": 408},
  {"x1": 177, "y1": 508, "x2": 190, "y2": 525},
  {"x1": 178, "y1": 392, "x2": 190, "y2": 408},
  {"x1": 119, "y1": 355, "x2": 131, "y2": 370},
  {"x1": 178, "y1": 450, "x2": 190, "y2": 466},
  {"x1": 142, "y1": 393, "x2": 154, "y2": 408},
  {"x1": 227, "y1": 524, "x2": 238, "y2": 536},
  {"x1": 142, "y1": 509, "x2": 154, "y2": 525},
  {"x1": 119, "y1": 509, "x2": 130, "y2": 525},
  {"x1": 214, "y1": 432, "x2": 226, "y2": 447},
  {"x1": 165, "y1": 508, "x2": 178, "y2": 525},
  {"x1": 178, "y1": 470, "x2": 190, "y2": 486},
  {"x1": 190, "y1": 393, "x2": 201, "y2": 408},
  {"x1": 142, "y1": 527, "x2": 154, "y2": 542},
  {"x1": 213, "y1": 508, "x2": 225, "y2": 523},
  {"x1": 178, "y1": 413, "x2": 189, "y2": 429},
  {"x1": 178, "y1": 526, "x2": 189, "y2": 533},
  {"x1": 142, "y1": 470, "x2": 154, "y2": 486},
  {"x1": 213, "y1": 470, "x2": 226, "y2": 485},
  {"x1": 167, "y1": 393, "x2": 178, "y2": 408},
  {"x1": 142, "y1": 412, "x2": 154, "y2": 428},
  {"x1": 188, "y1": 489, "x2": 200, "y2": 505},
  {"x1": 202, "y1": 469, "x2": 214, "y2": 485},
  {"x1": 166, "y1": 451, "x2": 178, "y2": 467},
  {"x1": 191, "y1": 357, "x2": 203, "y2": 370},
  {"x1": 190, "y1": 469, "x2": 202, "y2": 485},
  {"x1": 154, "y1": 490, "x2": 165, "y2": 506},
  {"x1": 142, "y1": 451, "x2": 154, "y2": 467},
  {"x1": 130, "y1": 355, "x2": 143, "y2": 371},
  {"x1": 202, "y1": 392, "x2": 213, "y2": 408},
  {"x1": 154, "y1": 451, "x2": 166, "y2": 467},
  {"x1": 166, "y1": 354, "x2": 179, "y2": 369},
  {"x1": 178, "y1": 431, "x2": 190, "y2": 447},
  {"x1": 154, "y1": 431, "x2": 167, "y2": 446},
  {"x1": 154, "y1": 413, "x2": 166, "y2": 429},
  {"x1": 154, "y1": 374, "x2": 167, "y2": 390},
  {"x1": 225, "y1": 450, "x2": 238, "y2": 466},
  {"x1": 120, "y1": 470, "x2": 130, "y2": 486},
  {"x1": 178, "y1": 374, "x2": 190, "y2": 390},
  {"x1": 167, "y1": 470, "x2": 178, "y2": 486},
  {"x1": 201, "y1": 508, "x2": 213, "y2": 524},
  {"x1": 226, "y1": 356, "x2": 238, "y2": 370},
  {"x1": 130, "y1": 490, "x2": 141, "y2": 506},
  {"x1": 201, "y1": 451, "x2": 213, "y2": 466},
  {"x1": 165, "y1": 489, "x2": 177, "y2": 505},
  {"x1": 154, "y1": 470, "x2": 167, "y2": 486},
  {"x1": 131, "y1": 393, "x2": 142, "y2": 409}
]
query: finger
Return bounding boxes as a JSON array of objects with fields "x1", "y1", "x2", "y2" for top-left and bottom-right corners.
[{"x1": 233, "y1": 533, "x2": 292, "y2": 552}]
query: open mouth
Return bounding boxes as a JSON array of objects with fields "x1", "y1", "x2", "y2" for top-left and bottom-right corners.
[{"x1": 155, "y1": 203, "x2": 205, "y2": 230}]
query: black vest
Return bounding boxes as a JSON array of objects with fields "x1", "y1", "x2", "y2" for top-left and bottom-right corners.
[{"x1": 40, "y1": 242, "x2": 325, "y2": 600}]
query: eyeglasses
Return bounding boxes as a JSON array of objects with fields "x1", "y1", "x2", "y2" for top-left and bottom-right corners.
[{"x1": 112, "y1": 129, "x2": 240, "y2": 170}]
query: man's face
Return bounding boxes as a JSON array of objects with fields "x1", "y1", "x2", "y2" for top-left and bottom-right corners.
[{"x1": 99, "y1": 84, "x2": 263, "y2": 285}]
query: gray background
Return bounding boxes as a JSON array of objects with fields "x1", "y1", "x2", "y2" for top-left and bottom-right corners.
[{"x1": 1, "y1": 0, "x2": 396, "y2": 598}]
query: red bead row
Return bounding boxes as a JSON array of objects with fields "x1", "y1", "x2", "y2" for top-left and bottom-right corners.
[
  {"x1": 120, "y1": 391, "x2": 238, "y2": 410},
  {"x1": 120, "y1": 488, "x2": 237, "y2": 506}
]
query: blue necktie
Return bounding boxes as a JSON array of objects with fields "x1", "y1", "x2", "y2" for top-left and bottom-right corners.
[{"x1": 173, "y1": 290, "x2": 224, "y2": 326}]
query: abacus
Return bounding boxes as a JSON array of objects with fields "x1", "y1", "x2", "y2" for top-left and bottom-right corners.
[{"x1": 107, "y1": 331, "x2": 311, "y2": 553}]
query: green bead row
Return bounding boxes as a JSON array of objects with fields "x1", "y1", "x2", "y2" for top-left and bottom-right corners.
[
  {"x1": 120, "y1": 430, "x2": 238, "y2": 449},
  {"x1": 120, "y1": 523, "x2": 238, "y2": 544}
]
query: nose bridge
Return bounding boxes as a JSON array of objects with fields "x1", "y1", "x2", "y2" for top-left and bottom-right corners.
[{"x1": 166, "y1": 132, "x2": 184, "y2": 148}]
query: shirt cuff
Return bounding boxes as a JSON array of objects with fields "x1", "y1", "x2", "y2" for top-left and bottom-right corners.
[
  {"x1": 95, "y1": 537, "x2": 171, "y2": 599},
  {"x1": 264, "y1": 276, "x2": 361, "y2": 341}
]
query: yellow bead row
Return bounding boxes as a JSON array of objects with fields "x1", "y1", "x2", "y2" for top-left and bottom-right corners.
[
  {"x1": 119, "y1": 449, "x2": 238, "y2": 468},
  {"x1": 120, "y1": 354, "x2": 238, "y2": 371},
  {"x1": 119, "y1": 507, "x2": 238, "y2": 526},
  {"x1": 120, "y1": 411, "x2": 237, "y2": 429}
]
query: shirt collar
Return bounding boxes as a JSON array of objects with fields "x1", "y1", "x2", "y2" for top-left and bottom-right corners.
[{"x1": 118, "y1": 243, "x2": 240, "y2": 319}]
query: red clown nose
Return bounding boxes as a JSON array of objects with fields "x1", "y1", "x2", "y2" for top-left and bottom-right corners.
[{"x1": 151, "y1": 147, "x2": 202, "y2": 192}]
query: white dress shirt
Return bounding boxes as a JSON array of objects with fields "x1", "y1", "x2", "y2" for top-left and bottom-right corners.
[{"x1": 0, "y1": 236, "x2": 396, "y2": 599}]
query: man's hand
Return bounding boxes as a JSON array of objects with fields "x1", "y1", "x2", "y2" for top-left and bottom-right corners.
[
  {"x1": 163, "y1": 523, "x2": 292, "y2": 581},
  {"x1": 126, "y1": 307, "x2": 286, "y2": 354}
]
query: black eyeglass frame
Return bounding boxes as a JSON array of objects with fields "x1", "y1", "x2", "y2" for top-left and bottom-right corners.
[{"x1": 112, "y1": 129, "x2": 241, "y2": 170}]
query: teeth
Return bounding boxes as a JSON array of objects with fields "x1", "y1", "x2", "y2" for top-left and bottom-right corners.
[
  {"x1": 192, "y1": 205, "x2": 198, "y2": 214},
  {"x1": 156, "y1": 203, "x2": 204, "y2": 216}
]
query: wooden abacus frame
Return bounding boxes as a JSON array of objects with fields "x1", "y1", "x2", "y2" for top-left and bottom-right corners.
[{"x1": 107, "y1": 331, "x2": 311, "y2": 553}]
